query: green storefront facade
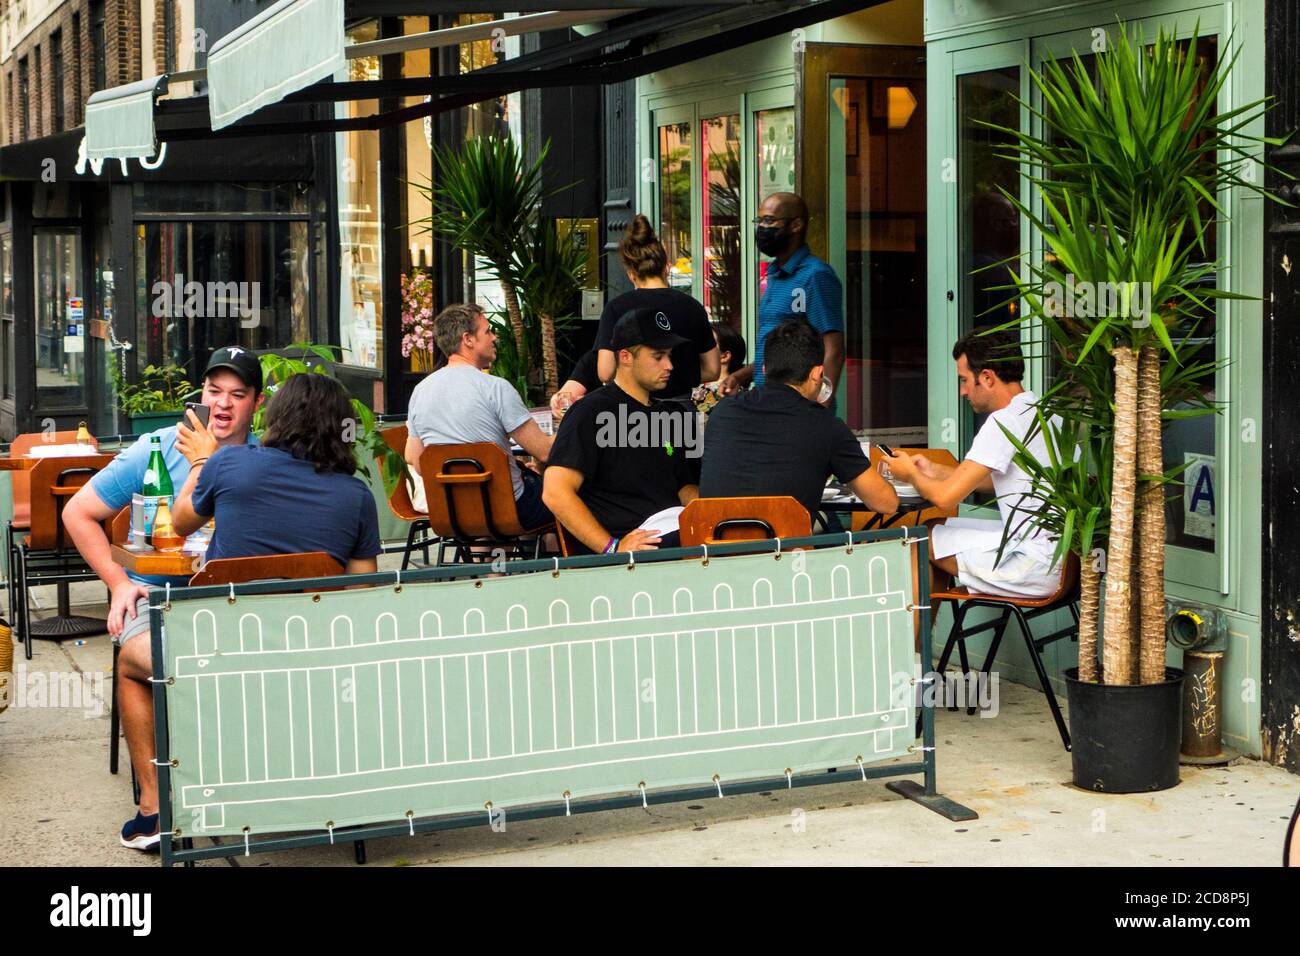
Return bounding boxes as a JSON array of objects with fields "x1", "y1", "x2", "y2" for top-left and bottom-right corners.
[{"x1": 632, "y1": 0, "x2": 1269, "y2": 756}]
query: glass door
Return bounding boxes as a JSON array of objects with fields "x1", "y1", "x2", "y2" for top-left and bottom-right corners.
[
  {"x1": 803, "y1": 44, "x2": 926, "y2": 431},
  {"x1": 33, "y1": 227, "x2": 86, "y2": 411}
]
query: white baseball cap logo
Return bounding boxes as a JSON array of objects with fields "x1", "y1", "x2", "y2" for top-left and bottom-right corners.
[
  {"x1": 655, "y1": 312, "x2": 671, "y2": 331},
  {"x1": 226, "y1": 346, "x2": 245, "y2": 357}
]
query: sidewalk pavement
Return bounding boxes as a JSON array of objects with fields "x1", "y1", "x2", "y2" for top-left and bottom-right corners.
[{"x1": 2, "y1": 577, "x2": 1296, "y2": 867}]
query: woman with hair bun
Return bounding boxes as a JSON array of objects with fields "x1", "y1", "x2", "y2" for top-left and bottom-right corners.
[{"x1": 594, "y1": 214, "x2": 720, "y2": 400}]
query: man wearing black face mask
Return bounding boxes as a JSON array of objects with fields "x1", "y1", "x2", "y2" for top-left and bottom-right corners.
[{"x1": 720, "y1": 192, "x2": 844, "y2": 404}]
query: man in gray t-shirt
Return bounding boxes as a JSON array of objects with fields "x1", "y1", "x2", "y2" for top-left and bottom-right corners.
[{"x1": 405, "y1": 304, "x2": 554, "y2": 529}]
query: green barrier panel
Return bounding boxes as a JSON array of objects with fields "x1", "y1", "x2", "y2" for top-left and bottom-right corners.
[{"x1": 153, "y1": 531, "x2": 975, "y2": 864}]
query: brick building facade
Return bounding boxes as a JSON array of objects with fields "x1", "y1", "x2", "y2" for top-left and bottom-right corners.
[{"x1": 0, "y1": 0, "x2": 171, "y2": 146}]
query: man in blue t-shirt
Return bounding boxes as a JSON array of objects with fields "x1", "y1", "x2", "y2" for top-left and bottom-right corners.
[
  {"x1": 63, "y1": 346, "x2": 263, "y2": 851},
  {"x1": 720, "y1": 191, "x2": 844, "y2": 399}
]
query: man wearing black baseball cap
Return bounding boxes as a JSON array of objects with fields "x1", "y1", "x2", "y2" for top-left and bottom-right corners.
[
  {"x1": 544, "y1": 309, "x2": 700, "y2": 554},
  {"x1": 63, "y1": 345, "x2": 263, "y2": 851}
]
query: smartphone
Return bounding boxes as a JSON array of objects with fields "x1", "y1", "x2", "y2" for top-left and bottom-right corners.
[
  {"x1": 183, "y1": 402, "x2": 210, "y2": 430},
  {"x1": 875, "y1": 443, "x2": 896, "y2": 458}
]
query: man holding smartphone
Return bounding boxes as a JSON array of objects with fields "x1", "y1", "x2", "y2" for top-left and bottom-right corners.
[{"x1": 62, "y1": 345, "x2": 263, "y2": 851}]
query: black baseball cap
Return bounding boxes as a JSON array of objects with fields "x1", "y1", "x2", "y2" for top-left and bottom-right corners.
[
  {"x1": 203, "y1": 346, "x2": 263, "y2": 391},
  {"x1": 610, "y1": 308, "x2": 689, "y2": 352}
]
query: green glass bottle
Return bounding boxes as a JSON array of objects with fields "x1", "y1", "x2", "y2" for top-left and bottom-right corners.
[{"x1": 141, "y1": 436, "x2": 174, "y2": 498}]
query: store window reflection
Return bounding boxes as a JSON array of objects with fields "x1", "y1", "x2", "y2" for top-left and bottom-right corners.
[
  {"x1": 658, "y1": 121, "x2": 693, "y2": 290},
  {"x1": 701, "y1": 113, "x2": 741, "y2": 327},
  {"x1": 337, "y1": 20, "x2": 383, "y2": 369},
  {"x1": 1, "y1": 233, "x2": 13, "y2": 402},
  {"x1": 34, "y1": 228, "x2": 83, "y2": 408},
  {"x1": 135, "y1": 221, "x2": 310, "y2": 382},
  {"x1": 755, "y1": 106, "x2": 796, "y2": 301}
]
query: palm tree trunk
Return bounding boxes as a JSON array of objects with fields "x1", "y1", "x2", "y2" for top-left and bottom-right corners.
[
  {"x1": 1077, "y1": 558, "x2": 1101, "y2": 682},
  {"x1": 1102, "y1": 345, "x2": 1139, "y2": 685},
  {"x1": 539, "y1": 311, "x2": 559, "y2": 398},
  {"x1": 501, "y1": 279, "x2": 528, "y2": 368},
  {"x1": 1137, "y1": 343, "x2": 1167, "y2": 685}
]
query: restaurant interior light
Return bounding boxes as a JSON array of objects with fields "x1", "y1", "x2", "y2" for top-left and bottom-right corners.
[{"x1": 887, "y1": 86, "x2": 917, "y2": 129}]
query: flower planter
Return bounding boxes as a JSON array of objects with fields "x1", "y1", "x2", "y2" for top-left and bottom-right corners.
[
  {"x1": 1065, "y1": 667, "x2": 1184, "y2": 793},
  {"x1": 130, "y1": 410, "x2": 185, "y2": 435}
]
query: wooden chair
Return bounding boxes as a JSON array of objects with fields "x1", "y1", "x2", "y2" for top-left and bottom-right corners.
[
  {"x1": 377, "y1": 425, "x2": 432, "y2": 570},
  {"x1": 850, "y1": 446, "x2": 960, "y2": 532},
  {"x1": 6, "y1": 431, "x2": 100, "y2": 638},
  {"x1": 929, "y1": 552, "x2": 1081, "y2": 750},
  {"x1": 680, "y1": 496, "x2": 811, "y2": 546},
  {"x1": 14, "y1": 454, "x2": 116, "y2": 659},
  {"x1": 418, "y1": 442, "x2": 553, "y2": 565}
]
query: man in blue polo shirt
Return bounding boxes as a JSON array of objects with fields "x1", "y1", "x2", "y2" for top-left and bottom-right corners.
[
  {"x1": 63, "y1": 345, "x2": 263, "y2": 851},
  {"x1": 720, "y1": 191, "x2": 845, "y2": 400}
]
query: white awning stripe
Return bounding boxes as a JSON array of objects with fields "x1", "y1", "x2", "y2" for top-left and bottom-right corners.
[
  {"x1": 206, "y1": 0, "x2": 346, "y2": 130},
  {"x1": 84, "y1": 75, "x2": 167, "y2": 159}
]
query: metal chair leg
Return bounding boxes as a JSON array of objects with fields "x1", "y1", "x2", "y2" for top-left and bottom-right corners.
[
  {"x1": 17, "y1": 546, "x2": 31, "y2": 660},
  {"x1": 110, "y1": 642, "x2": 121, "y2": 774},
  {"x1": 354, "y1": 840, "x2": 367, "y2": 864},
  {"x1": 1013, "y1": 606, "x2": 1071, "y2": 750}
]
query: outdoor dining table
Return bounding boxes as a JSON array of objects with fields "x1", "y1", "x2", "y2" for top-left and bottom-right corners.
[
  {"x1": 111, "y1": 543, "x2": 202, "y2": 579},
  {"x1": 817, "y1": 484, "x2": 929, "y2": 530}
]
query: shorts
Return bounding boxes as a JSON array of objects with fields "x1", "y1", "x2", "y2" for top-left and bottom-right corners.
[
  {"x1": 115, "y1": 597, "x2": 153, "y2": 647},
  {"x1": 954, "y1": 546, "x2": 1061, "y2": 600}
]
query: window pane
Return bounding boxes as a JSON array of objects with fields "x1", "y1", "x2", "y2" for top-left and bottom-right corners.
[
  {"x1": 701, "y1": 113, "x2": 741, "y2": 326},
  {"x1": 755, "y1": 106, "x2": 795, "y2": 299},
  {"x1": 336, "y1": 20, "x2": 383, "y2": 369},
  {"x1": 1161, "y1": 35, "x2": 1219, "y2": 554},
  {"x1": 34, "y1": 228, "x2": 84, "y2": 408},
  {"x1": 957, "y1": 66, "x2": 1020, "y2": 465},
  {"x1": 836, "y1": 78, "x2": 927, "y2": 440},
  {"x1": 135, "y1": 221, "x2": 310, "y2": 383},
  {"x1": 658, "y1": 120, "x2": 693, "y2": 290},
  {"x1": 1, "y1": 233, "x2": 13, "y2": 401}
]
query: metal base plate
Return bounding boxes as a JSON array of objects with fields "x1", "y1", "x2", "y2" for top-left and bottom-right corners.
[
  {"x1": 1179, "y1": 746, "x2": 1241, "y2": 767},
  {"x1": 28, "y1": 615, "x2": 107, "y2": 639},
  {"x1": 886, "y1": 779, "x2": 979, "y2": 821}
]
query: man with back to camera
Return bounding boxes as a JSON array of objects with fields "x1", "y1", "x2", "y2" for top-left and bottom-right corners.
[{"x1": 700, "y1": 319, "x2": 897, "y2": 522}]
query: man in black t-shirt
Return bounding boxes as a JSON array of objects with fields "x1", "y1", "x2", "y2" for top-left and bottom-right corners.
[
  {"x1": 544, "y1": 309, "x2": 700, "y2": 554},
  {"x1": 700, "y1": 320, "x2": 898, "y2": 521}
]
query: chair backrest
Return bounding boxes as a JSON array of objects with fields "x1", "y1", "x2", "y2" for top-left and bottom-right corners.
[
  {"x1": 189, "y1": 552, "x2": 345, "y2": 588},
  {"x1": 9, "y1": 431, "x2": 101, "y2": 525},
  {"x1": 110, "y1": 506, "x2": 130, "y2": 544},
  {"x1": 26, "y1": 454, "x2": 116, "y2": 551},
  {"x1": 377, "y1": 425, "x2": 422, "y2": 521},
  {"x1": 680, "y1": 496, "x2": 811, "y2": 546},
  {"x1": 418, "y1": 442, "x2": 530, "y2": 540}
]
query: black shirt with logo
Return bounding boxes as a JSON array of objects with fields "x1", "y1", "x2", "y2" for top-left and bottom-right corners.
[
  {"x1": 596, "y1": 287, "x2": 715, "y2": 399},
  {"x1": 699, "y1": 384, "x2": 870, "y2": 519},
  {"x1": 548, "y1": 382, "x2": 697, "y2": 547}
]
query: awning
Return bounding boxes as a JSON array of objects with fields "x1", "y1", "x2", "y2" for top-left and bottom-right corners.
[
  {"x1": 84, "y1": 75, "x2": 168, "y2": 159},
  {"x1": 207, "y1": 0, "x2": 347, "y2": 130}
]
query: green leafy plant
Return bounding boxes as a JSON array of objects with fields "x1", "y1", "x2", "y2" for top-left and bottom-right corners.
[
  {"x1": 255, "y1": 343, "x2": 407, "y2": 500},
  {"x1": 415, "y1": 135, "x2": 582, "y2": 399},
  {"x1": 111, "y1": 362, "x2": 198, "y2": 416},
  {"x1": 982, "y1": 22, "x2": 1286, "y2": 685}
]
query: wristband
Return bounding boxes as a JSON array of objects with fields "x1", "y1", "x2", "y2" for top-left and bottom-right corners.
[
  {"x1": 191, "y1": 457, "x2": 208, "y2": 467},
  {"x1": 603, "y1": 536, "x2": 618, "y2": 554}
]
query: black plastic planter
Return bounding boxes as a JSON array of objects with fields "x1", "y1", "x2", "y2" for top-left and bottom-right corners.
[{"x1": 1064, "y1": 667, "x2": 1184, "y2": 793}]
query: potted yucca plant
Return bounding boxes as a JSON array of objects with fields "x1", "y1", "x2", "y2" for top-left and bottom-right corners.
[{"x1": 984, "y1": 23, "x2": 1286, "y2": 791}]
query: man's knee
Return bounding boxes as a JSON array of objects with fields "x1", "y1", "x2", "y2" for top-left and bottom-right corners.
[{"x1": 119, "y1": 636, "x2": 153, "y2": 682}]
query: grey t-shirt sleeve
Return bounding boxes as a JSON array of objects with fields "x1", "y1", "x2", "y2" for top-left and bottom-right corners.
[{"x1": 493, "y1": 377, "x2": 533, "y2": 434}]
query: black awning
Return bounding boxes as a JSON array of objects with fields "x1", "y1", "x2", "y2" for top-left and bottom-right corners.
[{"x1": 155, "y1": 0, "x2": 884, "y2": 142}]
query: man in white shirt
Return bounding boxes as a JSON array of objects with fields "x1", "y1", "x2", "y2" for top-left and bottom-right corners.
[
  {"x1": 884, "y1": 330, "x2": 1060, "y2": 600},
  {"x1": 405, "y1": 303, "x2": 554, "y2": 528}
]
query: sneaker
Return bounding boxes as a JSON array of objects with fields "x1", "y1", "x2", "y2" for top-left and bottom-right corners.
[{"x1": 120, "y1": 811, "x2": 160, "y2": 851}]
